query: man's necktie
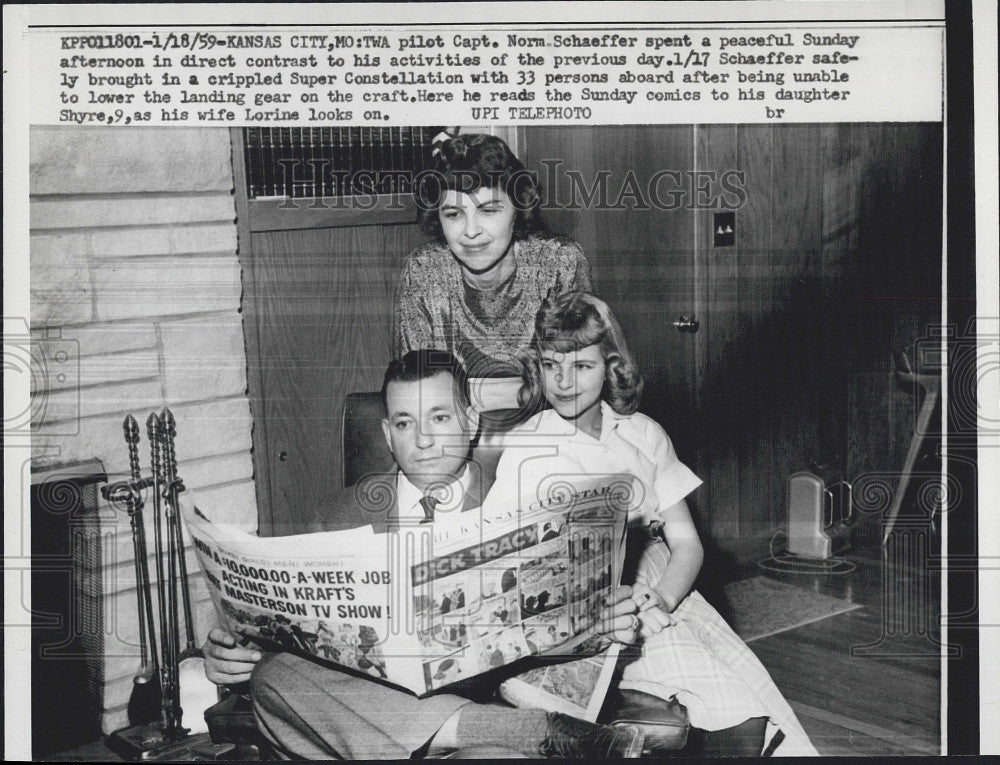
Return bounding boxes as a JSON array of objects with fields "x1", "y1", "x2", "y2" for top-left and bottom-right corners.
[{"x1": 419, "y1": 495, "x2": 439, "y2": 524}]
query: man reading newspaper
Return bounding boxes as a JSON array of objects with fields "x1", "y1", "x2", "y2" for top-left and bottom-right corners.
[{"x1": 201, "y1": 350, "x2": 647, "y2": 759}]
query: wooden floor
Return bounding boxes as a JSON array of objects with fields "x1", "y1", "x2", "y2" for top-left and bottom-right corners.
[
  {"x1": 743, "y1": 528, "x2": 942, "y2": 756},
  {"x1": 47, "y1": 525, "x2": 942, "y2": 760}
]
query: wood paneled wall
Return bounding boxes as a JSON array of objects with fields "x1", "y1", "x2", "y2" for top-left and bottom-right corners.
[
  {"x1": 244, "y1": 222, "x2": 426, "y2": 533},
  {"x1": 522, "y1": 124, "x2": 942, "y2": 562}
]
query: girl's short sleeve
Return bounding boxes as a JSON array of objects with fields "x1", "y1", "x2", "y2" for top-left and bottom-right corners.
[{"x1": 641, "y1": 417, "x2": 702, "y2": 513}]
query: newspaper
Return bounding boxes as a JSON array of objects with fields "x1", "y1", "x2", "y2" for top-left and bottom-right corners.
[
  {"x1": 497, "y1": 640, "x2": 621, "y2": 721},
  {"x1": 183, "y1": 474, "x2": 631, "y2": 697}
]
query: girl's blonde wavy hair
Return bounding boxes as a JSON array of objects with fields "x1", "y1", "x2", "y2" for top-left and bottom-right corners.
[{"x1": 518, "y1": 291, "x2": 643, "y2": 415}]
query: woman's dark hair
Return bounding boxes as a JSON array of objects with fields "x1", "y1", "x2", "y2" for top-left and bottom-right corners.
[{"x1": 416, "y1": 133, "x2": 545, "y2": 241}]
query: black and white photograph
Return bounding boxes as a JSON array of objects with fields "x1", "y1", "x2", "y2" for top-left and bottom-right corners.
[{"x1": 4, "y1": 0, "x2": 994, "y2": 760}]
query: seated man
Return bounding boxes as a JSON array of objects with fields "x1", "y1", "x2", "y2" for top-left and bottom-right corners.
[{"x1": 202, "y1": 349, "x2": 647, "y2": 759}]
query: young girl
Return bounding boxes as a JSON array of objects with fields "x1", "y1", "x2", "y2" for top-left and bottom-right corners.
[{"x1": 492, "y1": 292, "x2": 817, "y2": 757}]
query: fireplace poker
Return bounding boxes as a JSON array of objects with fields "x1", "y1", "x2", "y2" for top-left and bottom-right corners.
[
  {"x1": 103, "y1": 410, "x2": 235, "y2": 761},
  {"x1": 159, "y1": 408, "x2": 201, "y2": 660},
  {"x1": 123, "y1": 415, "x2": 161, "y2": 724},
  {"x1": 147, "y1": 413, "x2": 180, "y2": 736},
  {"x1": 156, "y1": 411, "x2": 186, "y2": 735}
]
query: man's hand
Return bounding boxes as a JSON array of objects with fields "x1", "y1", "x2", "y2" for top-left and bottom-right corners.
[
  {"x1": 596, "y1": 585, "x2": 642, "y2": 645},
  {"x1": 202, "y1": 627, "x2": 262, "y2": 686}
]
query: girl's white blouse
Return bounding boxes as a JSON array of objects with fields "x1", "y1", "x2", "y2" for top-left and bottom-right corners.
[{"x1": 487, "y1": 401, "x2": 702, "y2": 523}]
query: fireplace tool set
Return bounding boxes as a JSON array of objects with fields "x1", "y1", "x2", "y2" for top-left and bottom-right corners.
[{"x1": 102, "y1": 410, "x2": 227, "y2": 760}]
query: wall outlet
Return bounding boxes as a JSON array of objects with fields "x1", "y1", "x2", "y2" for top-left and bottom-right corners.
[{"x1": 713, "y1": 212, "x2": 736, "y2": 247}]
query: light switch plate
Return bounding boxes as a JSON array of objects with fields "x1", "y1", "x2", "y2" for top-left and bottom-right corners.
[{"x1": 714, "y1": 212, "x2": 735, "y2": 247}]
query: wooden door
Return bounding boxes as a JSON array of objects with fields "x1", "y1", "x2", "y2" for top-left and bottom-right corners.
[
  {"x1": 244, "y1": 225, "x2": 425, "y2": 534},
  {"x1": 520, "y1": 126, "x2": 700, "y2": 459}
]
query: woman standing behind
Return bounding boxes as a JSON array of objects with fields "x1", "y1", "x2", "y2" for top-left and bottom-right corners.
[{"x1": 394, "y1": 133, "x2": 592, "y2": 380}]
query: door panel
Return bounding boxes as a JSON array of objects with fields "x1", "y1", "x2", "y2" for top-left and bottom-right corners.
[
  {"x1": 247, "y1": 223, "x2": 425, "y2": 533},
  {"x1": 693, "y1": 124, "x2": 740, "y2": 545}
]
